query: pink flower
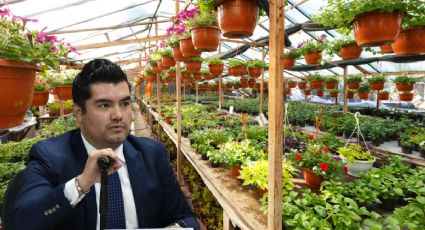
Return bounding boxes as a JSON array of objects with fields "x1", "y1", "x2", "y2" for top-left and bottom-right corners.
[
  {"x1": 320, "y1": 162, "x2": 329, "y2": 172},
  {"x1": 51, "y1": 45, "x2": 57, "y2": 53},
  {"x1": 323, "y1": 146, "x2": 330, "y2": 152},
  {"x1": 0, "y1": 8, "x2": 10, "y2": 16}
]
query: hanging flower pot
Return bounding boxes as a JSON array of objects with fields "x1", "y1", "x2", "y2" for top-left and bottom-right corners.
[
  {"x1": 304, "y1": 89, "x2": 311, "y2": 96},
  {"x1": 377, "y1": 92, "x2": 390, "y2": 100},
  {"x1": 347, "y1": 92, "x2": 355, "y2": 99},
  {"x1": 353, "y1": 11, "x2": 402, "y2": 47},
  {"x1": 172, "y1": 46, "x2": 184, "y2": 61},
  {"x1": 399, "y1": 92, "x2": 413, "y2": 101},
  {"x1": 185, "y1": 60, "x2": 202, "y2": 73},
  {"x1": 209, "y1": 64, "x2": 224, "y2": 76},
  {"x1": 32, "y1": 91, "x2": 49, "y2": 106},
  {"x1": 0, "y1": 60, "x2": 41, "y2": 128},
  {"x1": 391, "y1": 27, "x2": 425, "y2": 55},
  {"x1": 316, "y1": 90, "x2": 325, "y2": 97},
  {"x1": 53, "y1": 86, "x2": 72, "y2": 101},
  {"x1": 369, "y1": 82, "x2": 385, "y2": 91},
  {"x1": 379, "y1": 44, "x2": 394, "y2": 54},
  {"x1": 229, "y1": 66, "x2": 246, "y2": 76},
  {"x1": 248, "y1": 80, "x2": 256, "y2": 88},
  {"x1": 182, "y1": 72, "x2": 191, "y2": 81},
  {"x1": 287, "y1": 81, "x2": 297, "y2": 88},
  {"x1": 309, "y1": 80, "x2": 323, "y2": 89},
  {"x1": 302, "y1": 167, "x2": 324, "y2": 190},
  {"x1": 329, "y1": 91, "x2": 339, "y2": 98},
  {"x1": 179, "y1": 38, "x2": 202, "y2": 58},
  {"x1": 396, "y1": 83, "x2": 414, "y2": 91},
  {"x1": 168, "y1": 71, "x2": 176, "y2": 78},
  {"x1": 190, "y1": 26, "x2": 221, "y2": 52},
  {"x1": 193, "y1": 73, "x2": 202, "y2": 81},
  {"x1": 216, "y1": 0, "x2": 259, "y2": 38},
  {"x1": 298, "y1": 81, "x2": 307, "y2": 90},
  {"x1": 202, "y1": 72, "x2": 214, "y2": 80},
  {"x1": 247, "y1": 67, "x2": 262, "y2": 78},
  {"x1": 157, "y1": 59, "x2": 165, "y2": 71},
  {"x1": 240, "y1": 77, "x2": 249, "y2": 88},
  {"x1": 304, "y1": 51, "x2": 322, "y2": 65},
  {"x1": 282, "y1": 57, "x2": 295, "y2": 68},
  {"x1": 152, "y1": 65, "x2": 161, "y2": 74},
  {"x1": 339, "y1": 43, "x2": 362, "y2": 60},
  {"x1": 325, "y1": 82, "x2": 337, "y2": 89},
  {"x1": 162, "y1": 56, "x2": 176, "y2": 68},
  {"x1": 347, "y1": 82, "x2": 360, "y2": 89},
  {"x1": 358, "y1": 92, "x2": 370, "y2": 100}
]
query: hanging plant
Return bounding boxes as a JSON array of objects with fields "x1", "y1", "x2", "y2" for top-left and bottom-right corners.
[
  {"x1": 367, "y1": 75, "x2": 386, "y2": 91},
  {"x1": 346, "y1": 76, "x2": 362, "y2": 89}
]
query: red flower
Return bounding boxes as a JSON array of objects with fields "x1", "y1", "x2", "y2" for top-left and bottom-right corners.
[
  {"x1": 307, "y1": 134, "x2": 314, "y2": 140},
  {"x1": 320, "y1": 162, "x2": 329, "y2": 172},
  {"x1": 295, "y1": 154, "x2": 301, "y2": 161},
  {"x1": 323, "y1": 146, "x2": 330, "y2": 152},
  {"x1": 344, "y1": 166, "x2": 348, "y2": 174}
]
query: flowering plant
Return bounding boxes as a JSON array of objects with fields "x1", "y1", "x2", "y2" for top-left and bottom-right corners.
[
  {"x1": 45, "y1": 68, "x2": 78, "y2": 88},
  {"x1": 283, "y1": 49, "x2": 302, "y2": 59},
  {"x1": 0, "y1": 8, "x2": 75, "y2": 71},
  {"x1": 297, "y1": 35, "x2": 328, "y2": 55},
  {"x1": 289, "y1": 142, "x2": 344, "y2": 179},
  {"x1": 34, "y1": 75, "x2": 47, "y2": 92},
  {"x1": 166, "y1": 6, "x2": 200, "y2": 39}
]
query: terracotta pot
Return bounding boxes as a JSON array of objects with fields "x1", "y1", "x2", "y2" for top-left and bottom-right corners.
[
  {"x1": 316, "y1": 91, "x2": 325, "y2": 97},
  {"x1": 190, "y1": 26, "x2": 221, "y2": 52},
  {"x1": 152, "y1": 66, "x2": 162, "y2": 74},
  {"x1": 162, "y1": 56, "x2": 176, "y2": 68},
  {"x1": 229, "y1": 165, "x2": 242, "y2": 178},
  {"x1": 282, "y1": 57, "x2": 295, "y2": 68},
  {"x1": 285, "y1": 88, "x2": 292, "y2": 95},
  {"x1": 248, "y1": 81, "x2": 256, "y2": 88},
  {"x1": 399, "y1": 93, "x2": 413, "y2": 101},
  {"x1": 202, "y1": 73, "x2": 214, "y2": 80},
  {"x1": 298, "y1": 82, "x2": 307, "y2": 89},
  {"x1": 248, "y1": 67, "x2": 262, "y2": 78},
  {"x1": 287, "y1": 82, "x2": 297, "y2": 88},
  {"x1": 304, "y1": 51, "x2": 322, "y2": 65},
  {"x1": 339, "y1": 44, "x2": 362, "y2": 60},
  {"x1": 193, "y1": 73, "x2": 202, "y2": 81},
  {"x1": 157, "y1": 59, "x2": 165, "y2": 70},
  {"x1": 358, "y1": 92, "x2": 370, "y2": 100},
  {"x1": 229, "y1": 66, "x2": 246, "y2": 76},
  {"x1": 396, "y1": 83, "x2": 414, "y2": 91},
  {"x1": 347, "y1": 92, "x2": 354, "y2": 99},
  {"x1": 168, "y1": 72, "x2": 176, "y2": 78},
  {"x1": 304, "y1": 89, "x2": 311, "y2": 96},
  {"x1": 209, "y1": 64, "x2": 224, "y2": 76},
  {"x1": 0, "y1": 59, "x2": 40, "y2": 128},
  {"x1": 172, "y1": 46, "x2": 184, "y2": 61},
  {"x1": 347, "y1": 82, "x2": 360, "y2": 89},
  {"x1": 217, "y1": 0, "x2": 259, "y2": 38},
  {"x1": 325, "y1": 82, "x2": 337, "y2": 89},
  {"x1": 146, "y1": 74, "x2": 156, "y2": 82},
  {"x1": 391, "y1": 27, "x2": 425, "y2": 55},
  {"x1": 370, "y1": 82, "x2": 385, "y2": 91},
  {"x1": 302, "y1": 167, "x2": 324, "y2": 190},
  {"x1": 179, "y1": 38, "x2": 202, "y2": 58},
  {"x1": 379, "y1": 44, "x2": 394, "y2": 54},
  {"x1": 377, "y1": 92, "x2": 390, "y2": 100},
  {"x1": 32, "y1": 91, "x2": 49, "y2": 106},
  {"x1": 182, "y1": 73, "x2": 191, "y2": 81},
  {"x1": 353, "y1": 11, "x2": 402, "y2": 47},
  {"x1": 185, "y1": 61, "x2": 202, "y2": 73},
  {"x1": 309, "y1": 80, "x2": 323, "y2": 89},
  {"x1": 240, "y1": 78, "x2": 249, "y2": 88},
  {"x1": 54, "y1": 86, "x2": 72, "y2": 101},
  {"x1": 329, "y1": 92, "x2": 339, "y2": 98}
]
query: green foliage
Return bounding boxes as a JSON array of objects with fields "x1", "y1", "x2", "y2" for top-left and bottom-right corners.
[
  {"x1": 206, "y1": 57, "x2": 223, "y2": 65},
  {"x1": 327, "y1": 36, "x2": 358, "y2": 55},
  {"x1": 297, "y1": 35, "x2": 328, "y2": 55},
  {"x1": 190, "y1": 56, "x2": 204, "y2": 62},
  {"x1": 323, "y1": 76, "x2": 339, "y2": 83},
  {"x1": 246, "y1": 59, "x2": 266, "y2": 68},
  {"x1": 402, "y1": 0, "x2": 425, "y2": 30},
  {"x1": 34, "y1": 82, "x2": 46, "y2": 92},
  {"x1": 346, "y1": 76, "x2": 362, "y2": 83},
  {"x1": 309, "y1": 73, "x2": 324, "y2": 81},
  {"x1": 338, "y1": 144, "x2": 375, "y2": 162},
  {"x1": 186, "y1": 11, "x2": 218, "y2": 28},
  {"x1": 158, "y1": 48, "x2": 173, "y2": 57},
  {"x1": 144, "y1": 66, "x2": 154, "y2": 75},
  {"x1": 149, "y1": 59, "x2": 158, "y2": 67},
  {"x1": 227, "y1": 59, "x2": 246, "y2": 67},
  {"x1": 358, "y1": 84, "x2": 370, "y2": 93},
  {"x1": 168, "y1": 66, "x2": 176, "y2": 73},
  {"x1": 367, "y1": 75, "x2": 386, "y2": 83},
  {"x1": 220, "y1": 139, "x2": 264, "y2": 166},
  {"x1": 393, "y1": 75, "x2": 421, "y2": 84},
  {"x1": 166, "y1": 37, "x2": 180, "y2": 47},
  {"x1": 283, "y1": 49, "x2": 302, "y2": 59},
  {"x1": 45, "y1": 68, "x2": 77, "y2": 88}
]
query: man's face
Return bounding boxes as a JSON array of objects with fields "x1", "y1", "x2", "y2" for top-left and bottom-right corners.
[{"x1": 76, "y1": 81, "x2": 132, "y2": 150}]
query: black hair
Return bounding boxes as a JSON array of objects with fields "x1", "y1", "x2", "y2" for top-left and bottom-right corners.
[{"x1": 72, "y1": 59, "x2": 130, "y2": 112}]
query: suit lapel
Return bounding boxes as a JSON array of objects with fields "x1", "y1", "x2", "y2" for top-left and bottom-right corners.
[
  {"x1": 123, "y1": 139, "x2": 147, "y2": 227},
  {"x1": 71, "y1": 130, "x2": 97, "y2": 229}
]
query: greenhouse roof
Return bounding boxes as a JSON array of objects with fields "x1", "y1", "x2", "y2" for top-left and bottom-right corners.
[{"x1": 3, "y1": 0, "x2": 425, "y2": 79}]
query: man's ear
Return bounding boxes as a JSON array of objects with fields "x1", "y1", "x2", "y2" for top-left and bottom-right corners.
[{"x1": 73, "y1": 105, "x2": 83, "y2": 123}]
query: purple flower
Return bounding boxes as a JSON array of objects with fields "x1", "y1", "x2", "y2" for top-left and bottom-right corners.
[
  {"x1": 333, "y1": 156, "x2": 342, "y2": 161},
  {"x1": 51, "y1": 45, "x2": 58, "y2": 53},
  {"x1": 297, "y1": 43, "x2": 303, "y2": 49}
]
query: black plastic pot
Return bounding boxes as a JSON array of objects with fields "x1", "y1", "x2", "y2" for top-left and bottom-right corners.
[
  {"x1": 401, "y1": 146, "x2": 413, "y2": 154},
  {"x1": 380, "y1": 197, "x2": 398, "y2": 211}
]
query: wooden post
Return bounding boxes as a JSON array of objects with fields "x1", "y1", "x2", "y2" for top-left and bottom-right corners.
[
  {"x1": 223, "y1": 210, "x2": 235, "y2": 230},
  {"x1": 218, "y1": 44, "x2": 222, "y2": 110},
  {"x1": 157, "y1": 73, "x2": 161, "y2": 137},
  {"x1": 267, "y1": 1, "x2": 284, "y2": 230},
  {"x1": 196, "y1": 82, "x2": 199, "y2": 104},
  {"x1": 183, "y1": 81, "x2": 186, "y2": 100},
  {"x1": 343, "y1": 66, "x2": 348, "y2": 113},
  {"x1": 59, "y1": 100, "x2": 64, "y2": 119},
  {"x1": 260, "y1": 48, "x2": 265, "y2": 114}
]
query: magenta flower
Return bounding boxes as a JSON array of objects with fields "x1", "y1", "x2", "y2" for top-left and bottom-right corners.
[{"x1": 0, "y1": 8, "x2": 10, "y2": 16}]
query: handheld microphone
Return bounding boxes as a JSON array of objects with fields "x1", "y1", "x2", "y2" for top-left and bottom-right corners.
[{"x1": 97, "y1": 155, "x2": 113, "y2": 169}]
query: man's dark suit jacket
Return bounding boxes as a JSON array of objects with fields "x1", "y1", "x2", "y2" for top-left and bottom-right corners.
[{"x1": 11, "y1": 129, "x2": 199, "y2": 230}]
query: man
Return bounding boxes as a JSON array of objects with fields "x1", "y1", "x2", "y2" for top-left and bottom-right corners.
[{"x1": 11, "y1": 59, "x2": 199, "y2": 229}]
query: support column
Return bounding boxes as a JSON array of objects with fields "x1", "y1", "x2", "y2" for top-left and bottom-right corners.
[
  {"x1": 343, "y1": 66, "x2": 348, "y2": 113},
  {"x1": 260, "y1": 48, "x2": 265, "y2": 114}
]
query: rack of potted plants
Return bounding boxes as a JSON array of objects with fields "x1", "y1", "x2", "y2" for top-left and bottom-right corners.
[
  {"x1": 357, "y1": 84, "x2": 370, "y2": 100},
  {"x1": 246, "y1": 59, "x2": 266, "y2": 78},
  {"x1": 227, "y1": 59, "x2": 246, "y2": 76},
  {"x1": 377, "y1": 90, "x2": 390, "y2": 101},
  {"x1": 399, "y1": 91, "x2": 414, "y2": 102},
  {"x1": 323, "y1": 76, "x2": 339, "y2": 89},
  {"x1": 297, "y1": 35, "x2": 328, "y2": 65},
  {"x1": 312, "y1": 0, "x2": 406, "y2": 46},
  {"x1": 186, "y1": 10, "x2": 220, "y2": 52},
  {"x1": 282, "y1": 49, "x2": 301, "y2": 68},
  {"x1": 337, "y1": 144, "x2": 376, "y2": 177},
  {"x1": 328, "y1": 36, "x2": 362, "y2": 60},
  {"x1": 185, "y1": 56, "x2": 203, "y2": 73},
  {"x1": 158, "y1": 48, "x2": 175, "y2": 69},
  {"x1": 179, "y1": 30, "x2": 202, "y2": 58},
  {"x1": 346, "y1": 76, "x2": 362, "y2": 89},
  {"x1": 205, "y1": 57, "x2": 224, "y2": 76},
  {"x1": 393, "y1": 75, "x2": 419, "y2": 91},
  {"x1": 308, "y1": 73, "x2": 324, "y2": 89},
  {"x1": 367, "y1": 75, "x2": 386, "y2": 91}
]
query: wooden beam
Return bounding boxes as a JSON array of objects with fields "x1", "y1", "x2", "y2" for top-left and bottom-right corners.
[
  {"x1": 221, "y1": 38, "x2": 268, "y2": 47},
  {"x1": 47, "y1": 20, "x2": 172, "y2": 35},
  {"x1": 74, "y1": 35, "x2": 167, "y2": 50},
  {"x1": 268, "y1": 1, "x2": 284, "y2": 230}
]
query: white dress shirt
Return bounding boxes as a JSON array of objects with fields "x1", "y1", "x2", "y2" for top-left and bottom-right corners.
[{"x1": 64, "y1": 133, "x2": 139, "y2": 229}]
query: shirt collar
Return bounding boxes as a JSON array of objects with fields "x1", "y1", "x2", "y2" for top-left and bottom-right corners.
[{"x1": 80, "y1": 132, "x2": 126, "y2": 164}]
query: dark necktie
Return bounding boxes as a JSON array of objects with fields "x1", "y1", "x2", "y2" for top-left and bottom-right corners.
[{"x1": 107, "y1": 172, "x2": 126, "y2": 229}]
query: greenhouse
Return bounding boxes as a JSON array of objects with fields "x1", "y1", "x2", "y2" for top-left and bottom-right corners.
[{"x1": 0, "y1": 0, "x2": 425, "y2": 229}]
